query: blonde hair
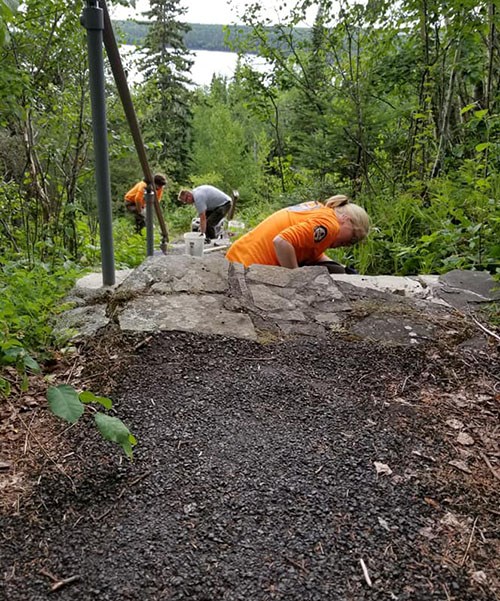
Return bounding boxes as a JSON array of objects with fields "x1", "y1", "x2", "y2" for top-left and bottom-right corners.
[
  {"x1": 323, "y1": 195, "x2": 370, "y2": 242},
  {"x1": 177, "y1": 189, "x2": 190, "y2": 201}
]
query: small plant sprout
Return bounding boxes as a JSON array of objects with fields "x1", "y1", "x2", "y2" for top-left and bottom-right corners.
[{"x1": 47, "y1": 385, "x2": 137, "y2": 459}]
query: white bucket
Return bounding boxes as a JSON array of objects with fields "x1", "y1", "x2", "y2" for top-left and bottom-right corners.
[
  {"x1": 184, "y1": 232, "x2": 204, "y2": 257},
  {"x1": 227, "y1": 220, "x2": 245, "y2": 234},
  {"x1": 227, "y1": 220, "x2": 245, "y2": 232}
]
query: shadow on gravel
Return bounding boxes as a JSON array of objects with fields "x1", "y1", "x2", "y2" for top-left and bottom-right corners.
[{"x1": 1, "y1": 331, "x2": 499, "y2": 601}]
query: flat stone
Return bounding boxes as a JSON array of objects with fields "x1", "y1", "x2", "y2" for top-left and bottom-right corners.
[
  {"x1": 330, "y1": 274, "x2": 431, "y2": 299},
  {"x1": 311, "y1": 300, "x2": 353, "y2": 313},
  {"x1": 118, "y1": 294, "x2": 257, "y2": 340},
  {"x1": 71, "y1": 269, "x2": 133, "y2": 302},
  {"x1": 437, "y1": 269, "x2": 500, "y2": 308},
  {"x1": 75, "y1": 269, "x2": 133, "y2": 291},
  {"x1": 113, "y1": 255, "x2": 230, "y2": 299},
  {"x1": 415, "y1": 275, "x2": 441, "y2": 288},
  {"x1": 350, "y1": 314, "x2": 436, "y2": 345},
  {"x1": 439, "y1": 269, "x2": 500, "y2": 299},
  {"x1": 277, "y1": 321, "x2": 327, "y2": 337},
  {"x1": 249, "y1": 284, "x2": 296, "y2": 311},
  {"x1": 267, "y1": 310, "x2": 307, "y2": 321},
  {"x1": 245, "y1": 265, "x2": 295, "y2": 287},
  {"x1": 53, "y1": 305, "x2": 109, "y2": 340},
  {"x1": 314, "y1": 312, "x2": 343, "y2": 325}
]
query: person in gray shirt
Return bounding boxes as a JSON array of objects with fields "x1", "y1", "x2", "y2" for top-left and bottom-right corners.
[{"x1": 178, "y1": 185, "x2": 232, "y2": 242}]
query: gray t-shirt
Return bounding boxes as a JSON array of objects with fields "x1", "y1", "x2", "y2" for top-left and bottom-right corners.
[{"x1": 192, "y1": 185, "x2": 231, "y2": 214}]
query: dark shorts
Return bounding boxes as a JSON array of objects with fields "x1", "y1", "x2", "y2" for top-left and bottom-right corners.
[{"x1": 205, "y1": 202, "x2": 232, "y2": 239}]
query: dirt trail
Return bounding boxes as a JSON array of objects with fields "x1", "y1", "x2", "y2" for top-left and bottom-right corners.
[{"x1": 1, "y1": 330, "x2": 499, "y2": 600}]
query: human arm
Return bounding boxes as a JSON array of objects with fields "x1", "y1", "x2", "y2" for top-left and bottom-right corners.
[
  {"x1": 273, "y1": 235, "x2": 299, "y2": 268},
  {"x1": 199, "y1": 211, "x2": 207, "y2": 235}
]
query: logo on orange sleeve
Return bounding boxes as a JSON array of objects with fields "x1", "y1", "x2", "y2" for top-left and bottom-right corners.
[{"x1": 314, "y1": 225, "x2": 327, "y2": 242}]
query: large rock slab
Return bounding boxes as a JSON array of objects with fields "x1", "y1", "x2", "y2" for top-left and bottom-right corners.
[
  {"x1": 56, "y1": 259, "x2": 498, "y2": 347},
  {"x1": 52, "y1": 305, "x2": 109, "y2": 340},
  {"x1": 350, "y1": 314, "x2": 436, "y2": 345},
  {"x1": 437, "y1": 269, "x2": 500, "y2": 308},
  {"x1": 66, "y1": 269, "x2": 133, "y2": 305},
  {"x1": 116, "y1": 255, "x2": 229, "y2": 299},
  {"x1": 119, "y1": 294, "x2": 257, "y2": 340},
  {"x1": 330, "y1": 273, "x2": 445, "y2": 303}
]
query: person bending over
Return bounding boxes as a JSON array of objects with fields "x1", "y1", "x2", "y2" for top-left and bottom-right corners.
[
  {"x1": 178, "y1": 185, "x2": 232, "y2": 242},
  {"x1": 225, "y1": 195, "x2": 369, "y2": 273},
  {"x1": 124, "y1": 173, "x2": 167, "y2": 233}
]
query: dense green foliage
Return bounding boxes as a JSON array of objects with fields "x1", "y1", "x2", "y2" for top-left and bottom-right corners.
[{"x1": 0, "y1": 0, "x2": 499, "y2": 382}]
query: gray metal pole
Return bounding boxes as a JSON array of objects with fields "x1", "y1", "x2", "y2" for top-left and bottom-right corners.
[
  {"x1": 81, "y1": 0, "x2": 115, "y2": 286},
  {"x1": 145, "y1": 187, "x2": 154, "y2": 256}
]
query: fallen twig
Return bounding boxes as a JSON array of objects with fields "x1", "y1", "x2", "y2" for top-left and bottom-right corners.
[
  {"x1": 65, "y1": 356, "x2": 81, "y2": 384},
  {"x1": 129, "y1": 471, "x2": 152, "y2": 487},
  {"x1": 134, "y1": 336, "x2": 152, "y2": 351},
  {"x1": 460, "y1": 516, "x2": 479, "y2": 567},
  {"x1": 359, "y1": 558, "x2": 372, "y2": 587},
  {"x1": 469, "y1": 314, "x2": 500, "y2": 343},
  {"x1": 479, "y1": 451, "x2": 500, "y2": 482},
  {"x1": 40, "y1": 569, "x2": 81, "y2": 593},
  {"x1": 23, "y1": 409, "x2": 38, "y2": 454},
  {"x1": 95, "y1": 506, "x2": 114, "y2": 521},
  {"x1": 50, "y1": 575, "x2": 81, "y2": 592},
  {"x1": 284, "y1": 556, "x2": 308, "y2": 573}
]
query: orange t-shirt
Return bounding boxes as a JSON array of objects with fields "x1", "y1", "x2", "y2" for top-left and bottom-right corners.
[
  {"x1": 124, "y1": 181, "x2": 164, "y2": 210},
  {"x1": 226, "y1": 201, "x2": 340, "y2": 268}
]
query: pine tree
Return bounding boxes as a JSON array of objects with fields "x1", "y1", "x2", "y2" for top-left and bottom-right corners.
[{"x1": 139, "y1": 0, "x2": 193, "y2": 181}]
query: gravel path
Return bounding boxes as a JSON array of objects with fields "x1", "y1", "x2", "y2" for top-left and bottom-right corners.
[{"x1": 1, "y1": 331, "x2": 499, "y2": 600}]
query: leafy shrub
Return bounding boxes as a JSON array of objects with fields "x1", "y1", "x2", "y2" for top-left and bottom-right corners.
[
  {"x1": 0, "y1": 259, "x2": 80, "y2": 357},
  {"x1": 47, "y1": 385, "x2": 137, "y2": 459}
]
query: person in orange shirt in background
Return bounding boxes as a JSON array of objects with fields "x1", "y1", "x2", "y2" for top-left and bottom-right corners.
[
  {"x1": 124, "y1": 173, "x2": 167, "y2": 233},
  {"x1": 225, "y1": 195, "x2": 370, "y2": 273}
]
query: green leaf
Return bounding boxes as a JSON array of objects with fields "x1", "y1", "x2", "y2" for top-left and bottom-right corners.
[
  {"x1": 94, "y1": 413, "x2": 136, "y2": 459},
  {"x1": 2, "y1": 346, "x2": 24, "y2": 364},
  {"x1": 21, "y1": 373, "x2": 28, "y2": 392},
  {"x1": 23, "y1": 354, "x2": 41, "y2": 373},
  {"x1": 79, "y1": 390, "x2": 113, "y2": 410},
  {"x1": 0, "y1": 377, "x2": 11, "y2": 398},
  {"x1": 475, "y1": 142, "x2": 492, "y2": 152},
  {"x1": 47, "y1": 385, "x2": 84, "y2": 424},
  {"x1": 121, "y1": 441, "x2": 134, "y2": 460},
  {"x1": 460, "y1": 103, "x2": 476, "y2": 115},
  {"x1": 474, "y1": 109, "x2": 489, "y2": 119}
]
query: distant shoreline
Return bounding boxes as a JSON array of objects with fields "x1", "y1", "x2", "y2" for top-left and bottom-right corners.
[{"x1": 113, "y1": 20, "x2": 310, "y2": 53}]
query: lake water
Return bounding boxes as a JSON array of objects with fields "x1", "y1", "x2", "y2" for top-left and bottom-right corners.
[{"x1": 119, "y1": 45, "x2": 269, "y2": 88}]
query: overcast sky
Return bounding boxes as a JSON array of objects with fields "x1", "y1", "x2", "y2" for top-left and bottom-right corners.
[{"x1": 110, "y1": 0, "x2": 317, "y2": 26}]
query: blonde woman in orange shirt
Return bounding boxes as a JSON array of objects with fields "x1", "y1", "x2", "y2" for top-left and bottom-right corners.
[{"x1": 225, "y1": 195, "x2": 370, "y2": 272}]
